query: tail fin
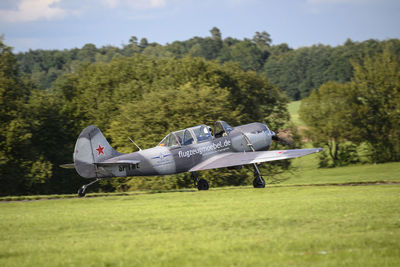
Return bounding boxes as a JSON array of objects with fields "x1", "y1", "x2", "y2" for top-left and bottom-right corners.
[{"x1": 73, "y1": 126, "x2": 121, "y2": 178}]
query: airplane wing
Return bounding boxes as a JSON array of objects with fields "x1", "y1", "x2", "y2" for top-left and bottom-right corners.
[{"x1": 189, "y1": 148, "x2": 323, "y2": 172}]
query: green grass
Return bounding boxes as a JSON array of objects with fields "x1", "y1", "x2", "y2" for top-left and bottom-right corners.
[
  {"x1": 275, "y1": 156, "x2": 400, "y2": 186},
  {"x1": 288, "y1": 100, "x2": 304, "y2": 127},
  {"x1": 1, "y1": 184, "x2": 399, "y2": 266}
]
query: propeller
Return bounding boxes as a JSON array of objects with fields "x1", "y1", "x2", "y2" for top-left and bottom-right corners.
[{"x1": 271, "y1": 130, "x2": 295, "y2": 147}]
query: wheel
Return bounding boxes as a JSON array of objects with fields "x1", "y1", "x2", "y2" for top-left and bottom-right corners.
[
  {"x1": 77, "y1": 187, "x2": 86, "y2": 197},
  {"x1": 253, "y1": 177, "x2": 265, "y2": 188},
  {"x1": 197, "y1": 179, "x2": 209, "y2": 191}
]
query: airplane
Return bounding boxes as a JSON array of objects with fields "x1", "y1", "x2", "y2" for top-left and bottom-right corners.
[{"x1": 61, "y1": 121, "x2": 322, "y2": 197}]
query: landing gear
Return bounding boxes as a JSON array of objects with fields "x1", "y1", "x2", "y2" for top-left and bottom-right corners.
[
  {"x1": 252, "y1": 163, "x2": 266, "y2": 188},
  {"x1": 78, "y1": 187, "x2": 86, "y2": 197},
  {"x1": 191, "y1": 172, "x2": 209, "y2": 191},
  {"x1": 197, "y1": 179, "x2": 210, "y2": 190},
  {"x1": 77, "y1": 178, "x2": 101, "y2": 197},
  {"x1": 253, "y1": 176, "x2": 265, "y2": 188}
]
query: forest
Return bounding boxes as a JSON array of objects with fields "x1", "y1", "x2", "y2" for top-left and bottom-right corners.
[{"x1": 1, "y1": 27, "x2": 399, "y2": 195}]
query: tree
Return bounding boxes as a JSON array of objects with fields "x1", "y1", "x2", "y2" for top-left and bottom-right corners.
[
  {"x1": 269, "y1": 43, "x2": 292, "y2": 55},
  {"x1": 24, "y1": 89, "x2": 85, "y2": 194},
  {"x1": 77, "y1": 43, "x2": 97, "y2": 63},
  {"x1": 129, "y1": 36, "x2": 138, "y2": 45},
  {"x1": 0, "y1": 38, "x2": 30, "y2": 195},
  {"x1": 0, "y1": 40, "x2": 57, "y2": 195},
  {"x1": 252, "y1": 31, "x2": 271, "y2": 62},
  {"x1": 299, "y1": 43, "x2": 400, "y2": 166},
  {"x1": 210, "y1": 27, "x2": 222, "y2": 41},
  {"x1": 139, "y1": 38, "x2": 148, "y2": 49},
  {"x1": 227, "y1": 39, "x2": 265, "y2": 71},
  {"x1": 253, "y1": 31, "x2": 271, "y2": 48},
  {"x1": 299, "y1": 82, "x2": 358, "y2": 167},
  {"x1": 348, "y1": 45, "x2": 400, "y2": 162}
]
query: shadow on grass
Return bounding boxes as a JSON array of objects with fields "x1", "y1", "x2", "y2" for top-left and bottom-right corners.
[{"x1": 1, "y1": 181, "x2": 399, "y2": 202}]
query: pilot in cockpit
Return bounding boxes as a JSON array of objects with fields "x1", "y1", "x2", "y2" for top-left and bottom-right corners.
[{"x1": 196, "y1": 126, "x2": 212, "y2": 142}]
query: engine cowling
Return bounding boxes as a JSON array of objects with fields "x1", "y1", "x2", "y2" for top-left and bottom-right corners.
[{"x1": 229, "y1": 122, "x2": 274, "y2": 152}]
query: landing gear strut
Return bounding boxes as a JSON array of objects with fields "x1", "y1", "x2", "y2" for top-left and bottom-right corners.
[
  {"x1": 252, "y1": 163, "x2": 265, "y2": 188},
  {"x1": 191, "y1": 172, "x2": 209, "y2": 191},
  {"x1": 77, "y1": 178, "x2": 101, "y2": 197}
]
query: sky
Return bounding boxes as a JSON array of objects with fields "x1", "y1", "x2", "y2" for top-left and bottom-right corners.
[{"x1": 0, "y1": 0, "x2": 399, "y2": 52}]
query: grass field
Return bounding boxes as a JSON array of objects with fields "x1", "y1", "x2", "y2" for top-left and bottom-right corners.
[
  {"x1": 276, "y1": 154, "x2": 400, "y2": 185},
  {"x1": 287, "y1": 100, "x2": 304, "y2": 127},
  {"x1": 1, "y1": 183, "x2": 399, "y2": 266}
]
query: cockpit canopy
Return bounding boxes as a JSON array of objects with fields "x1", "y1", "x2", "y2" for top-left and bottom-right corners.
[
  {"x1": 158, "y1": 125, "x2": 212, "y2": 147},
  {"x1": 158, "y1": 121, "x2": 234, "y2": 147}
]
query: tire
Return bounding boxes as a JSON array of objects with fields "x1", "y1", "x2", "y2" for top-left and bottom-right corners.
[
  {"x1": 197, "y1": 179, "x2": 209, "y2": 191},
  {"x1": 78, "y1": 187, "x2": 86, "y2": 197},
  {"x1": 253, "y1": 177, "x2": 265, "y2": 188}
]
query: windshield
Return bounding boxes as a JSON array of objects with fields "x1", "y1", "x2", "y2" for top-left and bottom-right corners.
[
  {"x1": 158, "y1": 130, "x2": 185, "y2": 147},
  {"x1": 214, "y1": 121, "x2": 233, "y2": 138},
  {"x1": 158, "y1": 125, "x2": 212, "y2": 147},
  {"x1": 189, "y1": 125, "x2": 212, "y2": 143}
]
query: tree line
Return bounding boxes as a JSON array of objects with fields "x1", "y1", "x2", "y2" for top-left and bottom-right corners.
[{"x1": 16, "y1": 27, "x2": 400, "y2": 100}]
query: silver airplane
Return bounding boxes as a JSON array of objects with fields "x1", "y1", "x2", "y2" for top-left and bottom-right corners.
[{"x1": 62, "y1": 121, "x2": 322, "y2": 197}]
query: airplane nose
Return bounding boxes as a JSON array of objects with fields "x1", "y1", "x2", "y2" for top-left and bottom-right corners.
[
  {"x1": 262, "y1": 124, "x2": 275, "y2": 141},
  {"x1": 269, "y1": 130, "x2": 278, "y2": 142},
  {"x1": 266, "y1": 127, "x2": 279, "y2": 142},
  {"x1": 263, "y1": 125, "x2": 275, "y2": 137}
]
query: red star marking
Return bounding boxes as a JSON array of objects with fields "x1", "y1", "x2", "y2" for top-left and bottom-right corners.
[{"x1": 96, "y1": 145, "x2": 104, "y2": 155}]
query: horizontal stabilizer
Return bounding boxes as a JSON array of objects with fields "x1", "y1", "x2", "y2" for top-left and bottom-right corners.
[
  {"x1": 60, "y1": 163, "x2": 75, "y2": 169},
  {"x1": 95, "y1": 159, "x2": 140, "y2": 167}
]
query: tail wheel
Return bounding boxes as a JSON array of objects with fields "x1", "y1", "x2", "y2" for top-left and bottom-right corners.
[
  {"x1": 77, "y1": 178, "x2": 101, "y2": 197},
  {"x1": 77, "y1": 187, "x2": 86, "y2": 197},
  {"x1": 197, "y1": 179, "x2": 209, "y2": 191}
]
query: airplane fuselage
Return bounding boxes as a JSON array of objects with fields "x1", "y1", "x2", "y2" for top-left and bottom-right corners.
[
  {"x1": 64, "y1": 120, "x2": 322, "y2": 196},
  {"x1": 96, "y1": 123, "x2": 272, "y2": 178}
]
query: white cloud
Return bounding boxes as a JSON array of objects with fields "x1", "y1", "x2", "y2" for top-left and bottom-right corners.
[
  {"x1": 0, "y1": 0, "x2": 69, "y2": 22},
  {"x1": 101, "y1": 0, "x2": 167, "y2": 9}
]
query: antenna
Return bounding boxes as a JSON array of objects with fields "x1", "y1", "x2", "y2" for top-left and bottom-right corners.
[{"x1": 128, "y1": 137, "x2": 142, "y2": 151}]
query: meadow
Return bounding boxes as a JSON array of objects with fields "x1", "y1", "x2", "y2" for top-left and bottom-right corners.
[
  {"x1": 1, "y1": 183, "x2": 399, "y2": 266},
  {"x1": 1, "y1": 101, "x2": 399, "y2": 266},
  {"x1": 287, "y1": 100, "x2": 304, "y2": 127}
]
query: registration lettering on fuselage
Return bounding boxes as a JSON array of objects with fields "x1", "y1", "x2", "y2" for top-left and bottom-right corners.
[
  {"x1": 118, "y1": 163, "x2": 139, "y2": 172},
  {"x1": 178, "y1": 139, "x2": 231, "y2": 158}
]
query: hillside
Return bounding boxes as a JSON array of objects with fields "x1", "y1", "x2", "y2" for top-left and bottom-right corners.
[{"x1": 15, "y1": 29, "x2": 400, "y2": 100}]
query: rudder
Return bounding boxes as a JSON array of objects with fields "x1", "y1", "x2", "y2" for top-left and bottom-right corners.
[{"x1": 73, "y1": 126, "x2": 121, "y2": 178}]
